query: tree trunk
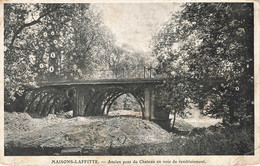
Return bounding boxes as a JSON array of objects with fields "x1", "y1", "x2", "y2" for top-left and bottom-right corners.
[
  {"x1": 228, "y1": 101, "x2": 236, "y2": 124},
  {"x1": 171, "y1": 110, "x2": 177, "y2": 130}
]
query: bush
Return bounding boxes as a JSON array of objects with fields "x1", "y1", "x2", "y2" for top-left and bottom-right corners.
[
  {"x1": 105, "y1": 124, "x2": 254, "y2": 155},
  {"x1": 175, "y1": 125, "x2": 254, "y2": 155}
]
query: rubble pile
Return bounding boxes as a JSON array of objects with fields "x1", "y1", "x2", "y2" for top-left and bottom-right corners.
[{"x1": 5, "y1": 111, "x2": 175, "y2": 155}]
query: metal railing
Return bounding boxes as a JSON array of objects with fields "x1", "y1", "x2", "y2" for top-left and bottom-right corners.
[
  {"x1": 85, "y1": 66, "x2": 157, "y2": 80},
  {"x1": 36, "y1": 64, "x2": 235, "y2": 83},
  {"x1": 36, "y1": 66, "x2": 161, "y2": 83}
]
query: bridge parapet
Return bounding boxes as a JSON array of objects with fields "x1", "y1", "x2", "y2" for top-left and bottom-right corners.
[
  {"x1": 36, "y1": 66, "x2": 165, "y2": 84},
  {"x1": 38, "y1": 78, "x2": 166, "y2": 87},
  {"x1": 35, "y1": 63, "x2": 233, "y2": 85},
  {"x1": 86, "y1": 66, "x2": 158, "y2": 79}
]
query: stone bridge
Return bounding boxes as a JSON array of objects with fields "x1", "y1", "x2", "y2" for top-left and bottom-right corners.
[
  {"x1": 24, "y1": 78, "x2": 171, "y2": 129},
  {"x1": 23, "y1": 62, "x2": 226, "y2": 131}
]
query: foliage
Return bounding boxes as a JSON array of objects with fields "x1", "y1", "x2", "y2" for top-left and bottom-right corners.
[
  {"x1": 178, "y1": 125, "x2": 254, "y2": 155},
  {"x1": 151, "y1": 3, "x2": 254, "y2": 125},
  {"x1": 4, "y1": 4, "x2": 148, "y2": 112},
  {"x1": 100, "y1": 125, "x2": 254, "y2": 155}
]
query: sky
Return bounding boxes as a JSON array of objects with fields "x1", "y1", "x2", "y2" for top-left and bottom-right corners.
[{"x1": 93, "y1": 3, "x2": 181, "y2": 52}]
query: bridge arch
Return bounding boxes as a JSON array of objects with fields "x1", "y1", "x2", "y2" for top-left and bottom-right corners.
[
  {"x1": 102, "y1": 92, "x2": 144, "y2": 118},
  {"x1": 81, "y1": 86, "x2": 144, "y2": 117}
]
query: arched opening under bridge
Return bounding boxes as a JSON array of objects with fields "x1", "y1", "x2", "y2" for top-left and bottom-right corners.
[
  {"x1": 106, "y1": 93, "x2": 143, "y2": 118},
  {"x1": 81, "y1": 86, "x2": 144, "y2": 117}
]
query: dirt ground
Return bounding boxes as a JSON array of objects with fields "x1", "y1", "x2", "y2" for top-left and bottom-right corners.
[
  {"x1": 5, "y1": 111, "x2": 175, "y2": 155},
  {"x1": 5, "y1": 110, "x2": 220, "y2": 155}
]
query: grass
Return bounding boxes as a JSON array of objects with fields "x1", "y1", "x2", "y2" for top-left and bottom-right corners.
[{"x1": 108, "y1": 124, "x2": 254, "y2": 155}]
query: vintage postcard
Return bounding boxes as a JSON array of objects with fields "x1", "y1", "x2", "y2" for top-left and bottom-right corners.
[{"x1": 0, "y1": 0, "x2": 260, "y2": 165}]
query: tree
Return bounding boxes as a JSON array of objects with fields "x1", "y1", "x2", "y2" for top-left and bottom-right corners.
[
  {"x1": 4, "y1": 4, "x2": 77, "y2": 110},
  {"x1": 100, "y1": 44, "x2": 148, "y2": 79},
  {"x1": 4, "y1": 3, "x2": 149, "y2": 113},
  {"x1": 151, "y1": 3, "x2": 254, "y2": 126},
  {"x1": 4, "y1": 4, "x2": 117, "y2": 111}
]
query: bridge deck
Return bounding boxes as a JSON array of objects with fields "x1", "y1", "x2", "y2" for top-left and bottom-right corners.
[{"x1": 39, "y1": 78, "x2": 166, "y2": 87}]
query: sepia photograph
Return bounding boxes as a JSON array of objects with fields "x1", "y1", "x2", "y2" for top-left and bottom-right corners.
[{"x1": 2, "y1": 1, "x2": 259, "y2": 164}]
